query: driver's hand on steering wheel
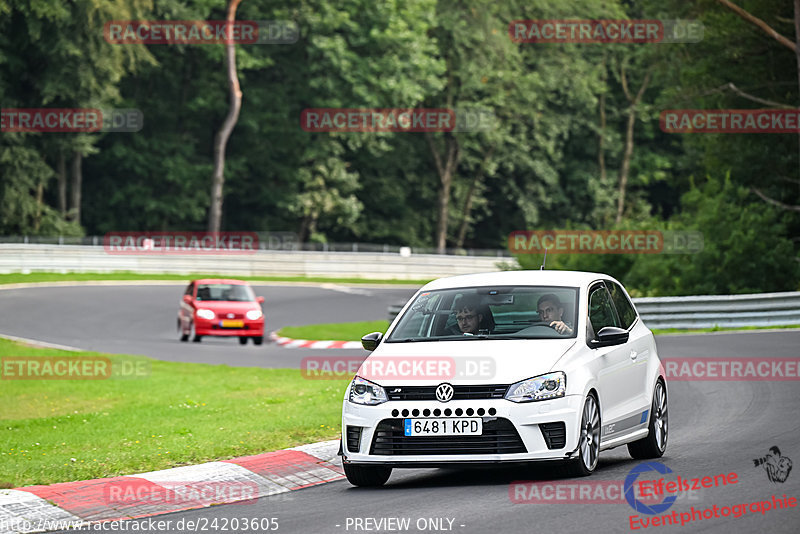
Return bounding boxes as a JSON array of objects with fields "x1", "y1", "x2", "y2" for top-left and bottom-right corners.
[{"x1": 549, "y1": 321, "x2": 573, "y2": 335}]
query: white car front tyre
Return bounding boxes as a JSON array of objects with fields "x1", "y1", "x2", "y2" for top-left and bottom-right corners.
[
  {"x1": 343, "y1": 463, "x2": 392, "y2": 487},
  {"x1": 568, "y1": 393, "x2": 600, "y2": 477},
  {"x1": 628, "y1": 379, "x2": 668, "y2": 459}
]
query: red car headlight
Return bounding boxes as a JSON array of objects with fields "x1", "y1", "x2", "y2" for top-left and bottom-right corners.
[
  {"x1": 196, "y1": 309, "x2": 216, "y2": 320},
  {"x1": 245, "y1": 309, "x2": 263, "y2": 320}
]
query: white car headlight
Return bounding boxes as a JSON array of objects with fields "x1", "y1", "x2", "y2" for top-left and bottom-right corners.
[
  {"x1": 246, "y1": 309, "x2": 263, "y2": 320},
  {"x1": 348, "y1": 376, "x2": 388, "y2": 405},
  {"x1": 505, "y1": 371, "x2": 566, "y2": 402},
  {"x1": 196, "y1": 309, "x2": 215, "y2": 320}
]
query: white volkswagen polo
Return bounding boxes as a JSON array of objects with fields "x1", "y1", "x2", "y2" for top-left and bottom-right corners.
[{"x1": 340, "y1": 270, "x2": 668, "y2": 487}]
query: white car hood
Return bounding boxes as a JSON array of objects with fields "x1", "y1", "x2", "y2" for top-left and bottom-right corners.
[{"x1": 362, "y1": 338, "x2": 577, "y2": 386}]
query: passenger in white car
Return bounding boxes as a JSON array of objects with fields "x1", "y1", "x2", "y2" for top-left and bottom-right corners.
[{"x1": 453, "y1": 296, "x2": 495, "y2": 335}]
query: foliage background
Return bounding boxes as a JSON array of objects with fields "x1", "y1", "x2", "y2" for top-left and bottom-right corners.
[{"x1": 1, "y1": 0, "x2": 798, "y2": 295}]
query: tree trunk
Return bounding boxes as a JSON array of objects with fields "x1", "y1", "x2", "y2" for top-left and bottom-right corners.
[
  {"x1": 428, "y1": 52, "x2": 459, "y2": 254},
  {"x1": 598, "y1": 52, "x2": 610, "y2": 225},
  {"x1": 435, "y1": 173, "x2": 452, "y2": 253},
  {"x1": 598, "y1": 93, "x2": 607, "y2": 185},
  {"x1": 298, "y1": 217, "x2": 309, "y2": 243},
  {"x1": 455, "y1": 175, "x2": 479, "y2": 249},
  {"x1": 33, "y1": 183, "x2": 43, "y2": 232},
  {"x1": 794, "y1": 0, "x2": 800, "y2": 193},
  {"x1": 70, "y1": 151, "x2": 82, "y2": 225},
  {"x1": 598, "y1": 52, "x2": 608, "y2": 187},
  {"x1": 427, "y1": 132, "x2": 460, "y2": 253},
  {"x1": 615, "y1": 65, "x2": 651, "y2": 225},
  {"x1": 456, "y1": 146, "x2": 494, "y2": 248},
  {"x1": 57, "y1": 149, "x2": 67, "y2": 216},
  {"x1": 298, "y1": 213, "x2": 318, "y2": 243},
  {"x1": 616, "y1": 111, "x2": 636, "y2": 225},
  {"x1": 208, "y1": 0, "x2": 244, "y2": 233}
]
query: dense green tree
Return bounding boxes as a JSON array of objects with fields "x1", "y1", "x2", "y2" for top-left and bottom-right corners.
[
  {"x1": 0, "y1": 0, "x2": 152, "y2": 234},
  {"x1": 2, "y1": 0, "x2": 797, "y2": 294}
]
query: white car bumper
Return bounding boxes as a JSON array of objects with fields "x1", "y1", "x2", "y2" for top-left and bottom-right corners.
[{"x1": 341, "y1": 395, "x2": 584, "y2": 465}]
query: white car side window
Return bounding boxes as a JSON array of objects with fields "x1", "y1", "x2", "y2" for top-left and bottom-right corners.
[{"x1": 588, "y1": 286, "x2": 619, "y2": 332}]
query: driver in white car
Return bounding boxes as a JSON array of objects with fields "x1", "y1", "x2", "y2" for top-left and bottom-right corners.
[{"x1": 537, "y1": 294, "x2": 574, "y2": 335}]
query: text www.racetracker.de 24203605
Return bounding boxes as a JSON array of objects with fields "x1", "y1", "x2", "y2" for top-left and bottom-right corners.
[{"x1": 0, "y1": 517, "x2": 279, "y2": 532}]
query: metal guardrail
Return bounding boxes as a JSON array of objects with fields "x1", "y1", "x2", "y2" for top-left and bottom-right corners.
[
  {"x1": 387, "y1": 292, "x2": 800, "y2": 329},
  {"x1": 633, "y1": 292, "x2": 800, "y2": 329},
  {"x1": 0, "y1": 244, "x2": 515, "y2": 281},
  {"x1": 3, "y1": 241, "x2": 797, "y2": 329},
  {"x1": 0, "y1": 236, "x2": 512, "y2": 258},
  {"x1": 388, "y1": 304, "x2": 405, "y2": 323}
]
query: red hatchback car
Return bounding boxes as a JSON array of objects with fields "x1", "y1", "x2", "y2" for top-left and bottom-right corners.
[{"x1": 178, "y1": 279, "x2": 265, "y2": 345}]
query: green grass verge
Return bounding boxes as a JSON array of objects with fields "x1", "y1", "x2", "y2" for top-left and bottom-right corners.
[
  {"x1": 0, "y1": 338, "x2": 350, "y2": 487},
  {"x1": 0, "y1": 272, "x2": 429, "y2": 286},
  {"x1": 278, "y1": 321, "x2": 390, "y2": 342},
  {"x1": 651, "y1": 324, "x2": 800, "y2": 335}
]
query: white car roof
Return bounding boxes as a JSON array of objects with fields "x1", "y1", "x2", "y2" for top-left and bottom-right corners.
[{"x1": 420, "y1": 270, "x2": 615, "y2": 291}]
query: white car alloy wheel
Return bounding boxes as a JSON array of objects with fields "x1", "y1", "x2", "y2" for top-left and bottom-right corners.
[
  {"x1": 654, "y1": 381, "x2": 668, "y2": 451},
  {"x1": 628, "y1": 379, "x2": 668, "y2": 459},
  {"x1": 578, "y1": 394, "x2": 600, "y2": 474}
]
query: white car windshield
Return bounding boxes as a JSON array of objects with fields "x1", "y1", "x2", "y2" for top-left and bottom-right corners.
[{"x1": 386, "y1": 285, "x2": 579, "y2": 342}]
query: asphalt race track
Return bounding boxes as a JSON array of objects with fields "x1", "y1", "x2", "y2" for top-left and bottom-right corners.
[
  {"x1": 0, "y1": 283, "x2": 418, "y2": 368},
  {"x1": 2, "y1": 284, "x2": 799, "y2": 533}
]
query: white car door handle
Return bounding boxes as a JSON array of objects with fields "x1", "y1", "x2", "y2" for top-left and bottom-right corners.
[{"x1": 630, "y1": 350, "x2": 638, "y2": 360}]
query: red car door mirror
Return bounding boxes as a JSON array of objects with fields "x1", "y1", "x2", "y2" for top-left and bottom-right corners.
[
  {"x1": 183, "y1": 294, "x2": 192, "y2": 303},
  {"x1": 256, "y1": 296, "x2": 265, "y2": 304}
]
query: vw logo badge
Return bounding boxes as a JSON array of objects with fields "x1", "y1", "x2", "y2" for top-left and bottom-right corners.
[
  {"x1": 227, "y1": 313, "x2": 234, "y2": 318},
  {"x1": 435, "y1": 383, "x2": 454, "y2": 403}
]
